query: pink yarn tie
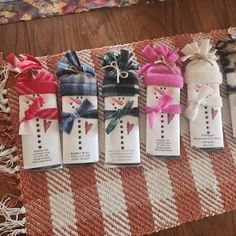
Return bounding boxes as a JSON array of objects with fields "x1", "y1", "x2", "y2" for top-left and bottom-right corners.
[{"x1": 145, "y1": 94, "x2": 181, "y2": 128}]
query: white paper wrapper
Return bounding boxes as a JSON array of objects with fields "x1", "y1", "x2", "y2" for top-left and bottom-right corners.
[
  {"x1": 187, "y1": 84, "x2": 224, "y2": 150},
  {"x1": 104, "y1": 96, "x2": 140, "y2": 167},
  {"x1": 62, "y1": 95, "x2": 99, "y2": 164},
  {"x1": 146, "y1": 86, "x2": 180, "y2": 158},
  {"x1": 19, "y1": 93, "x2": 62, "y2": 170}
]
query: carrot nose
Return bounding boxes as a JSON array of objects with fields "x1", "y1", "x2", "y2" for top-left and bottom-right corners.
[
  {"x1": 153, "y1": 87, "x2": 164, "y2": 95},
  {"x1": 112, "y1": 98, "x2": 124, "y2": 105},
  {"x1": 25, "y1": 95, "x2": 35, "y2": 101},
  {"x1": 69, "y1": 97, "x2": 82, "y2": 105}
]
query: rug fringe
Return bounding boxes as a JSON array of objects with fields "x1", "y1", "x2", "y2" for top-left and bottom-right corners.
[
  {"x1": 0, "y1": 145, "x2": 19, "y2": 174},
  {"x1": 0, "y1": 197, "x2": 26, "y2": 236},
  {"x1": 0, "y1": 65, "x2": 10, "y2": 113}
]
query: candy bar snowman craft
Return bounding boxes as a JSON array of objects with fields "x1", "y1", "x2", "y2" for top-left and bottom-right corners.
[
  {"x1": 217, "y1": 34, "x2": 236, "y2": 138},
  {"x1": 140, "y1": 44, "x2": 183, "y2": 158},
  {"x1": 101, "y1": 49, "x2": 140, "y2": 167},
  {"x1": 181, "y1": 39, "x2": 224, "y2": 150},
  {"x1": 7, "y1": 54, "x2": 62, "y2": 170},
  {"x1": 57, "y1": 51, "x2": 99, "y2": 164}
]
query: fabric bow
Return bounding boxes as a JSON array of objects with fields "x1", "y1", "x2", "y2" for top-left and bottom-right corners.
[
  {"x1": 19, "y1": 96, "x2": 58, "y2": 135},
  {"x1": 184, "y1": 84, "x2": 214, "y2": 121},
  {"x1": 140, "y1": 44, "x2": 179, "y2": 76},
  {"x1": 101, "y1": 49, "x2": 139, "y2": 83},
  {"x1": 105, "y1": 100, "x2": 139, "y2": 134},
  {"x1": 145, "y1": 94, "x2": 181, "y2": 128},
  {"x1": 61, "y1": 98, "x2": 98, "y2": 134},
  {"x1": 181, "y1": 39, "x2": 218, "y2": 65}
]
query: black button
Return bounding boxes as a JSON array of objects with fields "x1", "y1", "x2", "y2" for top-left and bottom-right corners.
[{"x1": 38, "y1": 146, "x2": 42, "y2": 149}]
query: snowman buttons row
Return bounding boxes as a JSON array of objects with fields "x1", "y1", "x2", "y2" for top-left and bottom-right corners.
[
  {"x1": 120, "y1": 120, "x2": 124, "y2": 150},
  {"x1": 205, "y1": 106, "x2": 210, "y2": 135}
]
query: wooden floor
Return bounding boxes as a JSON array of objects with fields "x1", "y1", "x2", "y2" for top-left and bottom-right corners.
[{"x1": 1, "y1": 0, "x2": 236, "y2": 235}]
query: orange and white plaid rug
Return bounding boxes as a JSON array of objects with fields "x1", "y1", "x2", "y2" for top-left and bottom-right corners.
[{"x1": 2, "y1": 27, "x2": 236, "y2": 235}]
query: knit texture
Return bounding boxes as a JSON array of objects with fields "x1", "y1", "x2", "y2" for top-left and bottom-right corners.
[{"x1": 5, "y1": 28, "x2": 236, "y2": 236}]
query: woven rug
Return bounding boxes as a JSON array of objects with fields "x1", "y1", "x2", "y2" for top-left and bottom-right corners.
[
  {"x1": 0, "y1": 0, "x2": 156, "y2": 25},
  {"x1": 2, "y1": 27, "x2": 236, "y2": 235}
]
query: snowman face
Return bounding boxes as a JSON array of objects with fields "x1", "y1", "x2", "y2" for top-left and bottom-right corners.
[
  {"x1": 24, "y1": 94, "x2": 52, "y2": 110},
  {"x1": 146, "y1": 85, "x2": 180, "y2": 109},
  {"x1": 24, "y1": 94, "x2": 40, "y2": 107},
  {"x1": 151, "y1": 86, "x2": 167, "y2": 100},
  {"x1": 109, "y1": 96, "x2": 127, "y2": 110},
  {"x1": 67, "y1": 96, "x2": 83, "y2": 110},
  {"x1": 193, "y1": 83, "x2": 216, "y2": 99}
]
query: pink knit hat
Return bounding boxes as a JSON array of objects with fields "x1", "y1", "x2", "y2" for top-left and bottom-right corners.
[{"x1": 140, "y1": 44, "x2": 184, "y2": 88}]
